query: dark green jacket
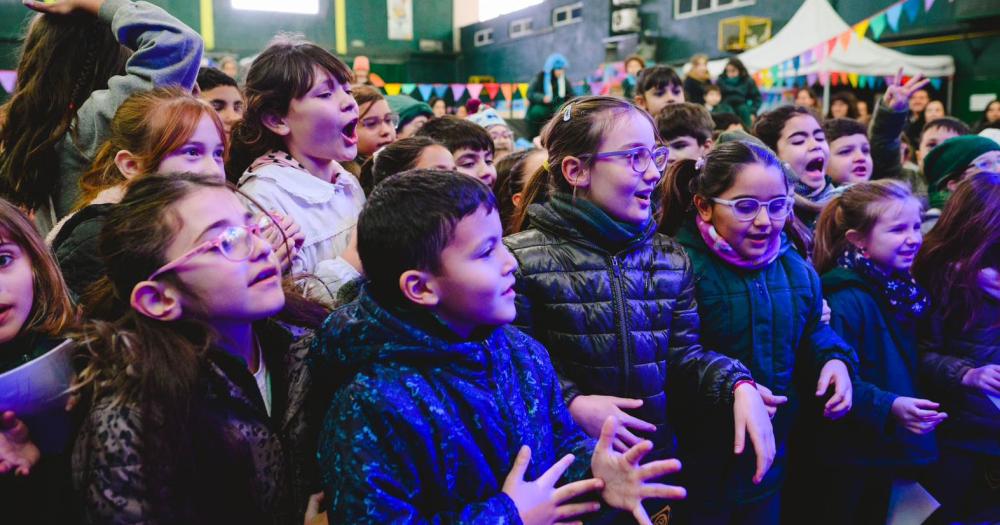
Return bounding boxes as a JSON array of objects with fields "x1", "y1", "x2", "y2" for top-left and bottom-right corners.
[
  {"x1": 820, "y1": 267, "x2": 937, "y2": 467},
  {"x1": 674, "y1": 220, "x2": 857, "y2": 506}
]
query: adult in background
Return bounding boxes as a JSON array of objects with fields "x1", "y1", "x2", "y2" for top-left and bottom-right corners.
[
  {"x1": 621, "y1": 54, "x2": 645, "y2": 100},
  {"x1": 684, "y1": 53, "x2": 713, "y2": 105},
  {"x1": 717, "y1": 57, "x2": 761, "y2": 129},
  {"x1": 526, "y1": 53, "x2": 575, "y2": 139}
]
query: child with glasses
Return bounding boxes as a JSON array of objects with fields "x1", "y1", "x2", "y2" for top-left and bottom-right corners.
[
  {"x1": 468, "y1": 108, "x2": 516, "y2": 162},
  {"x1": 504, "y1": 96, "x2": 775, "y2": 523},
  {"x1": 349, "y1": 86, "x2": 398, "y2": 172},
  {"x1": 70, "y1": 173, "x2": 329, "y2": 524},
  {"x1": 659, "y1": 141, "x2": 857, "y2": 525}
]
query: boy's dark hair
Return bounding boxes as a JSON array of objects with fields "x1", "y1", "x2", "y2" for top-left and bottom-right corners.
[
  {"x1": 360, "y1": 136, "x2": 442, "y2": 194},
  {"x1": 921, "y1": 116, "x2": 970, "y2": 138},
  {"x1": 415, "y1": 116, "x2": 494, "y2": 155},
  {"x1": 657, "y1": 102, "x2": 714, "y2": 144},
  {"x1": 823, "y1": 118, "x2": 868, "y2": 144},
  {"x1": 358, "y1": 169, "x2": 497, "y2": 304},
  {"x1": 636, "y1": 65, "x2": 682, "y2": 95},
  {"x1": 704, "y1": 84, "x2": 721, "y2": 95},
  {"x1": 197, "y1": 66, "x2": 237, "y2": 92},
  {"x1": 712, "y1": 112, "x2": 744, "y2": 131}
]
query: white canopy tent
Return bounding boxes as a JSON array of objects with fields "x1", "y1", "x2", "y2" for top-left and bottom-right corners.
[{"x1": 704, "y1": 0, "x2": 955, "y2": 111}]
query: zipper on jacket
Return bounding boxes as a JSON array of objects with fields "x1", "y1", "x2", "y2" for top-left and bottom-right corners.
[{"x1": 608, "y1": 256, "x2": 632, "y2": 396}]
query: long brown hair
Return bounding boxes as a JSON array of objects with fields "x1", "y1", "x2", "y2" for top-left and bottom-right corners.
[
  {"x1": 227, "y1": 34, "x2": 353, "y2": 182},
  {"x1": 0, "y1": 198, "x2": 76, "y2": 338},
  {"x1": 813, "y1": 180, "x2": 916, "y2": 274},
  {"x1": 913, "y1": 171, "x2": 1000, "y2": 330},
  {"x1": 72, "y1": 173, "x2": 328, "y2": 519},
  {"x1": 0, "y1": 13, "x2": 130, "y2": 210},
  {"x1": 77, "y1": 87, "x2": 227, "y2": 209}
]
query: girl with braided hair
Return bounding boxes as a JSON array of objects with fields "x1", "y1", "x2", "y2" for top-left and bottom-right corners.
[{"x1": 0, "y1": 0, "x2": 203, "y2": 234}]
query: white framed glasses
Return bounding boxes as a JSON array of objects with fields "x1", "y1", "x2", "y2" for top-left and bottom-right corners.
[
  {"x1": 712, "y1": 196, "x2": 794, "y2": 222},
  {"x1": 580, "y1": 145, "x2": 670, "y2": 173}
]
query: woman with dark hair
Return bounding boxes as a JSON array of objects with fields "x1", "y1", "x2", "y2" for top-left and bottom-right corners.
[
  {"x1": 827, "y1": 91, "x2": 860, "y2": 120},
  {"x1": 717, "y1": 58, "x2": 761, "y2": 129},
  {"x1": 973, "y1": 99, "x2": 1000, "y2": 133},
  {"x1": 913, "y1": 171, "x2": 1000, "y2": 524}
]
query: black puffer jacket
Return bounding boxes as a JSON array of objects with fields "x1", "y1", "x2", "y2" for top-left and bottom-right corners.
[{"x1": 504, "y1": 201, "x2": 752, "y2": 463}]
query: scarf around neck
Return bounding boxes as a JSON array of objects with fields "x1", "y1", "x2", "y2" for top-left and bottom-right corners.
[
  {"x1": 548, "y1": 192, "x2": 651, "y2": 252},
  {"x1": 837, "y1": 248, "x2": 930, "y2": 320},
  {"x1": 695, "y1": 215, "x2": 781, "y2": 271}
]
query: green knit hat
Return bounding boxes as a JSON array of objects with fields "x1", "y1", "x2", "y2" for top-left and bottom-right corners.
[
  {"x1": 386, "y1": 95, "x2": 433, "y2": 133},
  {"x1": 924, "y1": 135, "x2": 1000, "y2": 191}
]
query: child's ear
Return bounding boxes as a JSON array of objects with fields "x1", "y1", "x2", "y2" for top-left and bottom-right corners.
[
  {"x1": 845, "y1": 229, "x2": 866, "y2": 251},
  {"x1": 261, "y1": 111, "x2": 291, "y2": 137},
  {"x1": 634, "y1": 95, "x2": 647, "y2": 110},
  {"x1": 701, "y1": 138, "x2": 715, "y2": 154},
  {"x1": 693, "y1": 194, "x2": 714, "y2": 223},
  {"x1": 561, "y1": 156, "x2": 590, "y2": 190},
  {"x1": 130, "y1": 281, "x2": 183, "y2": 322},
  {"x1": 113, "y1": 150, "x2": 143, "y2": 180},
  {"x1": 511, "y1": 192, "x2": 522, "y2": 207},
  {"x1": 399, "y1": 270, "x2": 440, "y2": 307},
  {"x1": 945, "y1": 178, "x2": 960, "y2": 193}
]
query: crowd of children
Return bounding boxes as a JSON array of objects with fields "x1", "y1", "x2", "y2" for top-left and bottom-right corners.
[{"x1": 0, "y1": 1, "x2": 997, "y2": 524}]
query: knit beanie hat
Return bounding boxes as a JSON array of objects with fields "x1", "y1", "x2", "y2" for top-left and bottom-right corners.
[
  {"x1": 467, "y1": 108, "x2": 508, "y2": 130},
  {"x1": 924, "y1": 135, "x2": 1000, "y2": 191},
  {"x1": 386, "y1": 95, "x2": 434, "y2": 132}
]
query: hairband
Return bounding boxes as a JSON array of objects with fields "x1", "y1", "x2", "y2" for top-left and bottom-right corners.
[{"x1": 695, "y1": 157, "x2": 706, "y2": 171}]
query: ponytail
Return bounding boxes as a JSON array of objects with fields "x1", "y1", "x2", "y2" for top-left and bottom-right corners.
[
  {"x1": 659, "y1": 158, "x2": 701, "y2": 236},
  {"x1": 812, "y1": 196, "x2": 847, "y2": 274},
  {"x1": 509, "y1": 164, "x2": 551, "y2": 234}
]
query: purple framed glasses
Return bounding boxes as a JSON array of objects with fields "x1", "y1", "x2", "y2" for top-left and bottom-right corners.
[
  {"x1": 580, "y1": 145, "x2": 670, "y2": 173},
  {"x1": 147, "y1": 223, "x2": 264, "y2": 281}
]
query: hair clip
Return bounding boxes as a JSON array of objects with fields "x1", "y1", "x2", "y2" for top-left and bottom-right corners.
[
  {"x1": 542, "y1": 160, "x2": 551, "y2": 172},
  {"x1": 563, "y1": 103, "x2": 573, "y2": 121},
  {"x1": 695, "y1": 157, "x2": 706, "y2": 171}
]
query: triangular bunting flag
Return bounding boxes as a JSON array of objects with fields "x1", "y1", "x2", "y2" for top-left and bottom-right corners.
[
  {"x1": 587, "y1": 81, "x2": 604, "y2": 95},
  {"x1": 417, "y1": 84, "x2": 433, "y2": 100},
  {"x1": 432, "y1": 84, "x2": 448, "y2": 98},
  {"x1": 886, "y1": 4, "x2": 903, "y2": 32},
  {"x1": 854, "y1": 19, "x2": 871, "y2": 40},
  {"x1": 839, "y1": 72, "x2": 849, "y2": 85},
  {"x1": 807, "y1": 73, "x2": 818, "y2": 85},
  {"x1": 819, "y1": 70, "x2": 830, "y2": 85},
  {"x1": 832, "y1": 73, "x2": 840, "y2": 86},
  {"x1": 450, "y1": 83, "x2": 466, "y2": 101},
  {"x1": 827, "y1": 37, "x2": 837, "y2": 56},
  {"x1": 930, "y1": 77, "x2": 942, "y2": 90},
  {"x1": 467, "y1": 84, "x2": 484, "y2": 100},
  {"x1": 802, "y1": 49, "x2": 813, "y2": 66},
  {"x1": 924, "y1": 0, "x2": 935, "y2": 12},
  {"x1": 400, "y1": 83, "x2": 416, "y2": 95},
  {"x1": 838, "y1": 30, "x2": 852, "y2": 50},
  {"x1": 903, "y1": 0, "x2": 921, "y2": 22},
  {"x1": 815, "y1": 43, "x2": 826, "y2": 62},
  {"x1": 848, "y1": 73, "x2": 859, "y2": 87},
  {"x1": 770, "y1": 65, "x2": 779, "y2": 80},
  {"x1": 500, "y1": 83, "x2": 514, "y2": 100},
  {"x1": 384, "y1": 83, "x2": 402, "y2": 96},
  {"x1": 870, "y1": 14, "x2": 887, "y2": 40},
  {"x1": 517, "y1": 83, "x2": 529, "y2": 100},
  {"x1": 792, "y1": 55, "x2": 801, "y2": 71},
  {"x1": 484, "y1": 83, "x2": 500, "y2": 99},
  {"x1": 0, "y1": 70, "x2": 15, "y2": 93}
]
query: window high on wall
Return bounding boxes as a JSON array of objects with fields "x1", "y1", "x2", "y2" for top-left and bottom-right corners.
[
  {"x1": 232, "y1": 0, "x2": 320, "y2": 15},
  {"x1": 675, "y1": 0, "x2": 755, "y2": 19},
  {"x1": 479, "y1": 0, "x2": 544, "y2": 22}
]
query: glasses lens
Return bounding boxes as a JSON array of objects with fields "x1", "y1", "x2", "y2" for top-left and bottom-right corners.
[
  {"x1": 652, "y1": 148, "x2": 669, "y2": 171},
  {"x1": 219, "y1": 227, "x2": 252, "y2": 261},
  {"x1": 631, "y1": 148, "x2": 652, "y2": 172},
  {"x1": 387, "y1": 114, "x2": 401, "y2": 127},
  {"x1": 767, "y1": 198, "x2": 792, "y2": 219},
  {"x1": 733, "y1": 199, "x2": 761, "y2": 219},
  {"x1": 361, "y1": 117, "x2": 379, "y2": 129}
]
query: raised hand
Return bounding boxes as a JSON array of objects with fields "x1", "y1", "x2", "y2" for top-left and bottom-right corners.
[
  {"x1": 733, "y1": 382, "x2": 777, "y2": 484},
  {"x1": 882, "y1": 69, "x2": 931, "y2": 113},
  {"x1": 590, "y1": 417, "x2": 686, "y2": 525},
  {"x1": 890, "y1": 397, "x2": 947, "y2": 435},
  {"x1": 962, "y1": 363, "x2": 1000, "y2": 395},
  {"x1": 502, "y1": 446, "x2": 604, "y2": 525},
  {"x1": 817, "y1": 359, "x2": 853, "y2": 420},
  {"x1": 22, "y1": 0, "x2": 105, "y2": 16},
  {"x1": 0, "y1": 411, "x2": 40, "y2": 477},
  {"x1": 569, "y1": 395, "x2": 657, "y2": 453}
]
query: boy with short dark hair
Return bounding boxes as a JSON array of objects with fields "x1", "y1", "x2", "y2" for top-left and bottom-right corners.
[
  {"x1": 313, "y1": 170, "x2": 687, "y2": 524},
  {"x1": 657, "y1": 102, "x2": 714, "y2": 167},
  {"x1": 917, "y1": 117, "x2": 971, "y2": 168},
  {"x1": 417, "y1": 116, "x2": 498, "y2": 187},
  {"x1": 196, "y1": 66, "x2": 243, "y2": 136},
  {"x1": 634, "y1": 65, "x2": 685, "y2": 117},
  {"x1": 703, "y1": 84, "x2": 722, "y2": 113},
  {"x1": 823, "y1": 118, "x2": 872, "y2": 187}
]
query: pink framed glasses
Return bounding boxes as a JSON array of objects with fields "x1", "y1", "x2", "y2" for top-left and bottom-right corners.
[{"x1": 147, "y1": 223, "x2": 264, "y2": 281}]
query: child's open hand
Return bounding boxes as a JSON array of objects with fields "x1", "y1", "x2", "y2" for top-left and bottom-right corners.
[
  {"x1": 733, "y1": 382, "x2": 777, "y2": 484},
  {"x1": 817, "y1": 359, "x2": 853, "y2": 420},
  {"x1": 261, "y1": 211, "x2": 305, "y2": 274},
  {"x1": 590, "y1": 417, "x2": 686, "y2": 525},
  {"x1": 961, "y1": 364, "x2": 1000, "y2": 395},
  {"x1": 568, "y1": 395, "x2": 656, "y2": 453},
  {"x1": 890, "y1": 397, "x2": 947, "y2": 435},
  {"x1": 502, "y1": 446, "x2": 604, "y2": 525},
  {"x1": 23, "y1": 0, "x2": 105, "y2": 16},
  {"x1": 0, "y1": 411, "x2": 40, "y2": 477},
  {"x1": 882, "y1": 69, "x2": 931, "y2": 113}
]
